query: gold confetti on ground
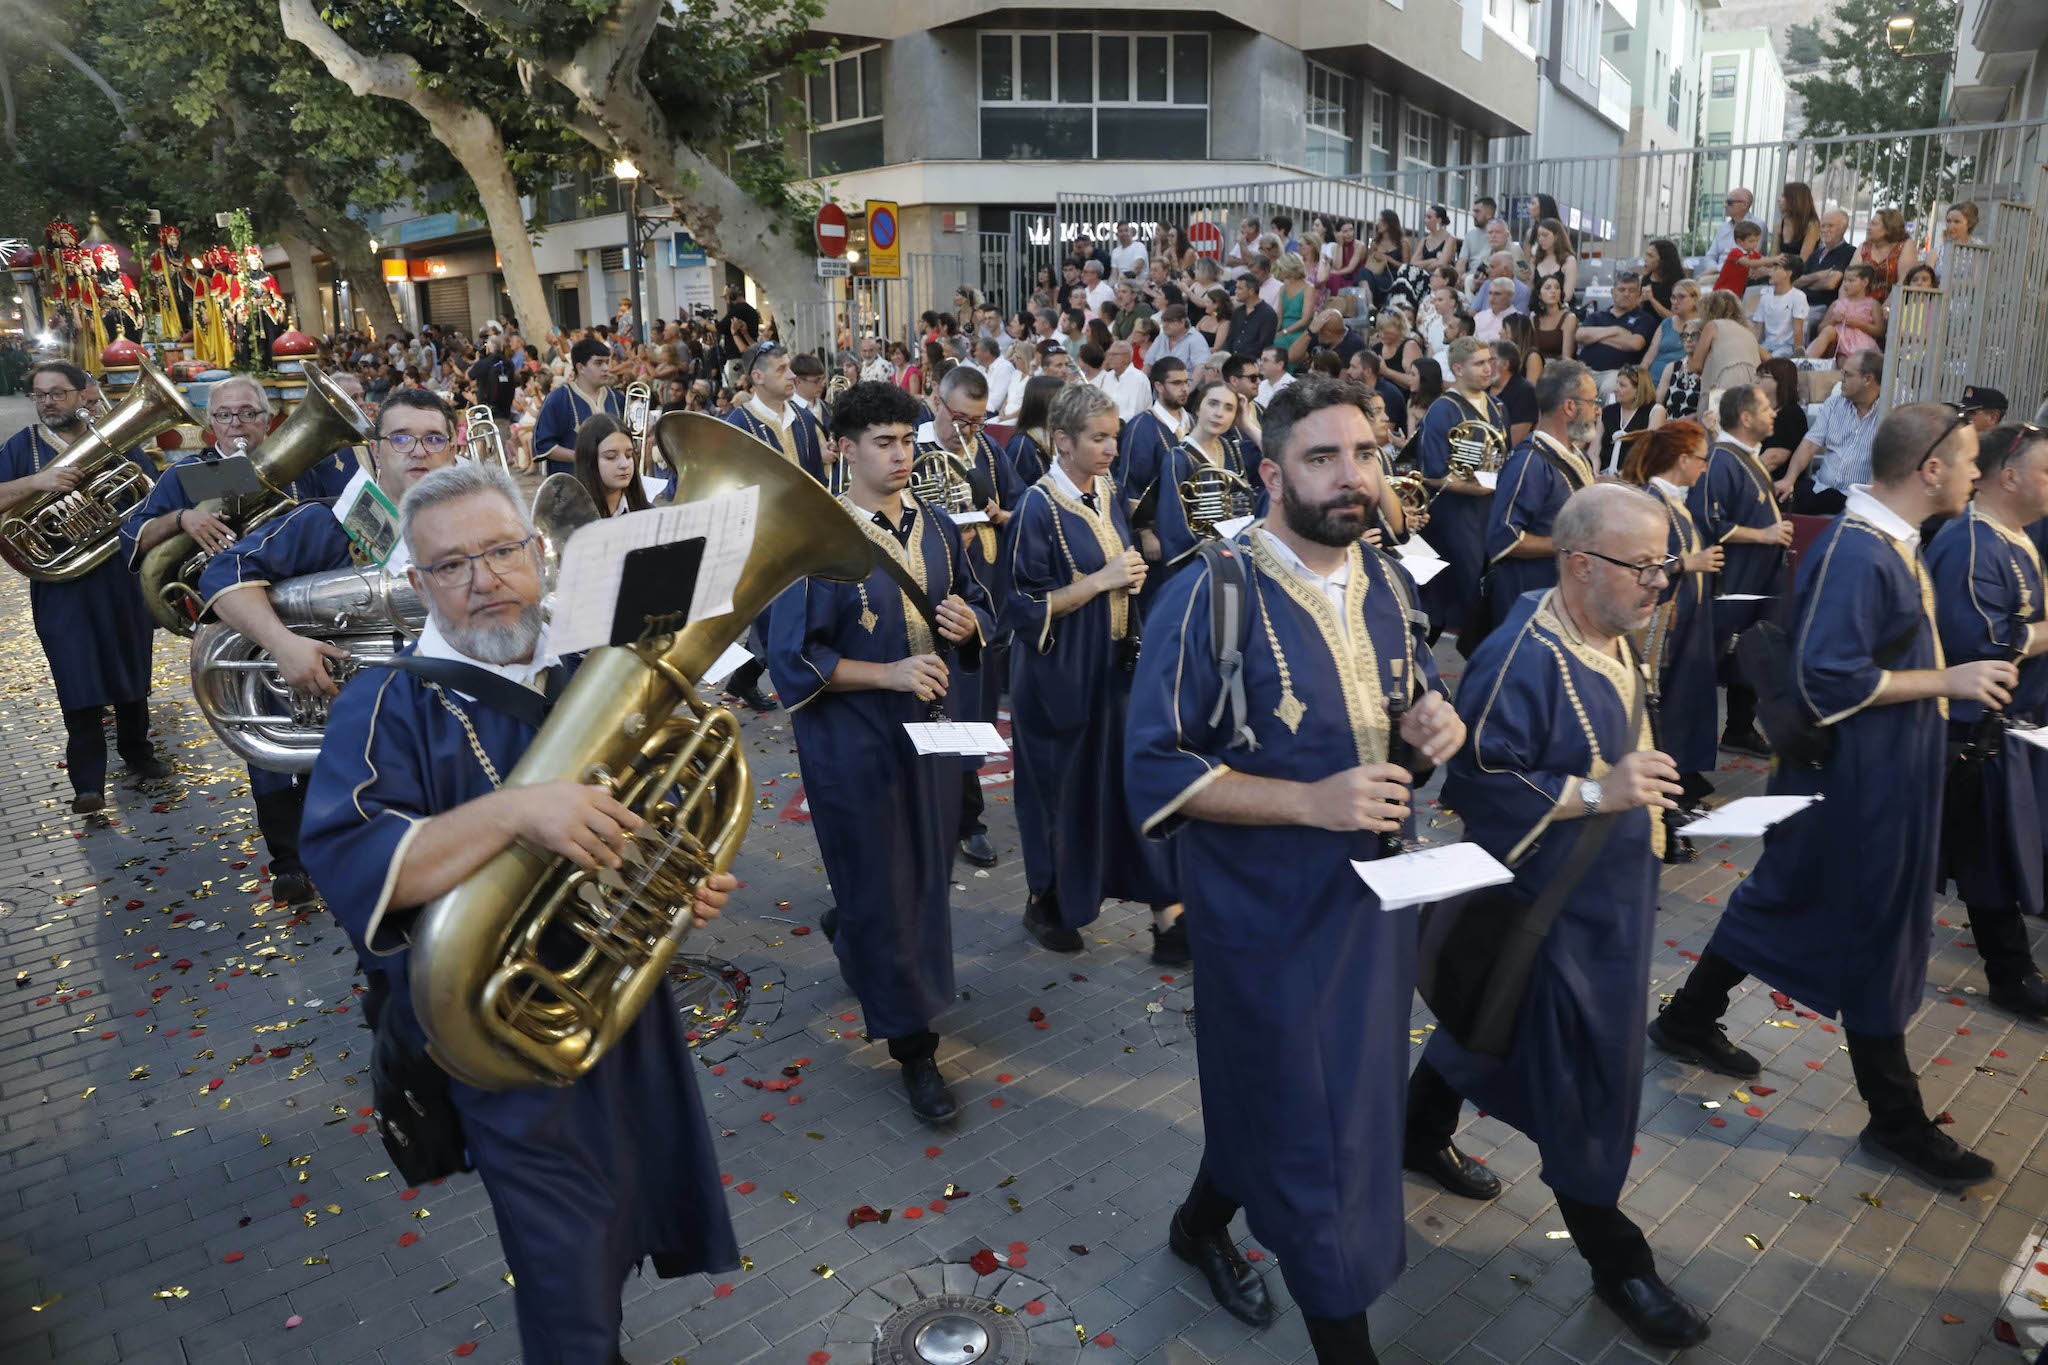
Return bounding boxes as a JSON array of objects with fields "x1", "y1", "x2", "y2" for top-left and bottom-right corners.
[{"x1": 1744, "y1": 1234, "x2": 1765, "y2": 1251}]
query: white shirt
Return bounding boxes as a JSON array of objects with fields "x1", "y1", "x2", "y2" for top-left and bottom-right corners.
[
  {"x1": 413, "y1": 614, "x2": 557, "y2": 689},
  {"x1": 1845, "y1": 484, "x2": 1920, "y2": 550},
  {"x1": 747, "y1": 393, "x2": 795, "y2": 429},
  {"x1": 1085, "y1": 280, "x2": 1115, "y2": 313},
  {"x1": 860, "y1": 356, "x2": 894, "y2": 383},
  {"x1": 983, "y1": 356, "x2": 1019, "y2": 415},
  {"x1": 1109, "y1": 242, "x2": 1148, "y2": 279},
  {"x1": 1097, "y1": 364, "x2": 1153, "y2": 423},
  {"x1": 1255, "y1": 373, "x2": 1295, "y2": 409},
  {"x1": 1049, "y1": 459, "x2": 1101, "y2": 506},
  {"x1": 1258, "y1": 277, "x2": 1282, "y2": 313},
  {"x1": 1147, "y1": 400, "x2": 1190, "y2": 441},
  {"x1": 1258, "y1": 527, "x2": 1350, "y2": 623},
  {"x1": 1755, "y1": 287, "x2": 1810, "y2": 351}
]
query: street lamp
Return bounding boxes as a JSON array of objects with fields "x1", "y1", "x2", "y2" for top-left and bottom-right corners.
[
  {"x1": 614, "y1": 158, "x2": 643, "y2": 343},
  {"x1": 1885, "y1": 7, "x2": 1916, "y2": 54}
]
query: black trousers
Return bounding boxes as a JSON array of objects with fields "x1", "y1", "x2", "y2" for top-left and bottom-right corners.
[
  {"x1": 1790, "y1": 473, "x2": 1846, "y2": 517},
  {"x1": 1724, "y1": 681, "x2": 1758, "y2": 736},
  {"x1": 1664, "y1": 947, "x2": 1928, "y2": 1133},
  {"x1": 884, "y1": 1030, "x2": 938, "y2": 1063},
  {"x1": 959, "y1": 767, "x2": 986, "y2": 838},
  {"x1": 253, "y1": 781, "x2": 309, "y2": 878},
  {"x1": 726, "y1": 656, "x2": 765, "y2": 695},
  {"x1": 1405, "y1": 1062, "x2": 1654, "y2": 1283},
  {"x1": 61, "y1": 700, "x2": 152, "y2": 796},
  {"x1": 1965, "y1": 900, "x2": 2038, "y2": 987}
]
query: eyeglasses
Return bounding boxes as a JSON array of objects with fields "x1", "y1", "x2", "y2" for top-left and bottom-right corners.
[
  {"x1": 384, "y1": 431, "x2": 453, "y2": 453},
  {"x1": 1914, "y1": 403, "x2": 1971, "y2": 471},
  {"x1": 31, "y1": 388, "x2": 80, "y2": 403},
  {"x1": 417, "y1": 536, "x2": 537, "y2": 589},
  {"x1": 940, "y1": 399, "x2": 986, "y2": 434},
  {"x1": 212, "y1": 408, "x2": 267, "y2": 425},
  {"x1": 1579, "y1": 549, "x2": 1680, "y2": 586}
]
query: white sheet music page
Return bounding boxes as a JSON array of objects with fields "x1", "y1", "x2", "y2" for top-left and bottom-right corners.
[
  {"x1": 1679, "y1": 794, "x2": 1823, "y2": 838},
  {"x1": 547, "y1": 485, "x2": 760, "y2": 656},
  {"x1": 1352, "y1": 841, "x2": 1514, "y2": 911},
  {"x1": 903, "y1": 722, "x2": 1009, "y2": 756}
]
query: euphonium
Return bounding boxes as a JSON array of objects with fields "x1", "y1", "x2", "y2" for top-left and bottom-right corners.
[
  {"x1": 463, "y1": 404, "x2": 512, "y2": 474},
  {"x1": 1179, "y1": 459, "x2": 1256, "y2": 538},
  {"x1": 408, "y1": 413, "x2": 874, "y2": 1090},
  {"x1": 0, "y1": 354, "x2": 201, "y2": 582},
  {"x1": 910, "y1": 445, "x2": 979, "y2": 514},
  {"x1": 190, "y1": 566, "x2": 425, "y2": 773},
  {"x1": 137, "y1": 363, "x2": 372, "y2": 636},
  {"x1": 1445, "y1": 418, "x2": 1508, "y2": 481}
]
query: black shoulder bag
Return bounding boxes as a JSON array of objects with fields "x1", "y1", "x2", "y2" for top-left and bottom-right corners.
[{"x1": 1415, "y1": 673, "x2": 1645, "y2": 1060}]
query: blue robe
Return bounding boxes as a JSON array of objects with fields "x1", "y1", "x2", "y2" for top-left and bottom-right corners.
[
  {"x1": 1125, "y1": 530, "x2": 1438, "y2": 1319},
  {"x1": 1417, "y1": 390, "x2": 1507, "y2": 635},
  {"x1": 299, "y1": 658, "x2": 739, "y2": 1363},
  {"x1": 0, "y1": 426, "x2": 156, "y2": 709},
  {"x1": 1153, "y1": 437, "x2": 1258, "y2": 574},
  {"x1": 1427, "y1": 589, "x2": 1662, "y2": 1206},
  {"x1": 913, "y1": 428, "x2": 1022, "y2": 726},
  {"x1": 117, "y1": 443, "x2": 355, "y2": 571},
  {"x1": 1000, "y1": 476, "x2": 1174, "y2": 928},
  {"x1": 1687, "y1": 440, "x2": 1786, "y2": 654},
  {"x1": 1642, "y1": 483, "x2": 1719, "y2": 775},
  {"x1": 1005, "y1": 428, "x2": 1051, "y2": 488},
  {"x1": 766, "y1": 495, "x2": 996, "y2": 1040},
  {"x1": 194, "y1": 498, "x2": 356, "y2": 611},
  {"x1": 721, "y1": 401, "x2": 827, "y2": 485},
  {"x1": 1706, "y1": 513, "x2": 1946, "y2": 1032},
  {"x1": 1114, "y1": 407, "x2": 1186, "y2": 520},
  {"x1": 1483, "y1": 432, "x2": 1595, "y2": 624},
  {"x1": 1928, "y1": 508, "x2": 2046, "y2": 912},
  {"x1": 531, "y1": 384, "x2": 625, "y2": 468}
]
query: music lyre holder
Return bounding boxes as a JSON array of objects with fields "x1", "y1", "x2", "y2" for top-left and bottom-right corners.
[{"x1": 608, "y1": 538, "x2": 706, "y2": 649}]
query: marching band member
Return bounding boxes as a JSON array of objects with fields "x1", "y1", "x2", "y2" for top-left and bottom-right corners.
[
  {"x1": 301, "y1": 461, "x2": 740, "y2": 1362},
  {"x1": 1689, "y1": 385, "x2": 1793, "y2": 757},
  {"x1": 722, "y1": 340, "x2": 826, "y2": 483},
  {"x1": 915, "y1": 365, "x2": 1022, "y2": 870},
  {"x1": 1483, "y1": 359, "x2": 1600, "y2": 627},
  {"x1": 766, "y1": 381, "x2": 996, "y2": 1124},
  {"x1": 1417, "y1": 337, "x2": 1507, "y2": 648},
  {"x1": 0, "y1": 362, "x2": 170, "y2": 813},
  {"x1": 1653, "y1": 404, "x2": 2013, "y2": 1191},
  {"x1": 1004, "y1": 374, "x2": 1063, "y2": 487},
  {"x1": 1927, "y1": 422, "x2": 2048, "y2": 1018},
  {"x1": 1001, "y1": 382, "x2": 1184, "y2": 965},
  {"x1": 1622, "y1": 420, "x2": 1723, "y2": 807},
  {"x1": 1151, "y1": 379, "x2": 1253, "y2": 576},
  {"x1": 531, "y1": 335, "x2": 625, "y2": 468},
  {"x1": 1126, "y1": 378, "x2": 1464, "y2": 1363},
  {"x1": 1113, "y1": 355, "x2": 1192, "y2": 520},
  {"x1": 571, "y1": 414, "x2": 654, "y2": 518},
  {"x1": 1358, "y1": 389, "x2": 1413, "y2": 547},
  {"x1": 1413, "y1": 483, "x2": 1708, "y2": 1350}
]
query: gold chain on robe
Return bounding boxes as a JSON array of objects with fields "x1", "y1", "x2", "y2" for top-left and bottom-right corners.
[{"x1": 840, "y1": 494, "x2": 935, "y2": 655}]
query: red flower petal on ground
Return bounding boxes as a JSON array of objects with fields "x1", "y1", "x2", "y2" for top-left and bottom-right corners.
[
  {"x1": 206, "y1": 1078, "x2": 223, "y2": 1090},
  {"x1": 969, "y1": 1249, "x2": 999, "y2": 1275},
  {"x1": 1949, "y1": 995, "x2": 1967, "y2": 1005},
  {"x1": 398, "y1": 1233, "x2": 419, "y2": 1247},
  {"x1": 710, "y1": 1065, "x2": 726, "y2": 1075},
  {"x1": 848, "y1": 1205, "x2": 882, "y2": 1227},
  {"x1": 929, "y1": 1200, "x2": 948, "y2": 1213},
  {"x1": 712, "y1": 1283, "x2": 733, "y2": 1298},
  {"x1": 1027, "y1": 1007, "x2": 1045, "y2": 1022},
  {"x1": 1806, "y1": 1060, "x2": 1825, "y2": 1069},
  {"x1": 1025, "y1": 1300, "x2": 1045, "y2": 1315},
  {"x1": 760, "y1": 1112, "x2": 775, "y2": 1122},
  {"x1": 924, "y1": 1146, "x2": 942, "y2": 1158},
  {"x1": 1708, "y1": 1116, "x2": 1727, "y2": 1127},
  {"x1": 1246, "y1": 1249, "x2": 1266, "y2": 1261},
  {"x1": 399, "y1": 1189, "x2": 418, "y2": 1201},
  {"x1": 222, "y1": 1251, "x2": 244, "y2": 1263},
  {"x1": 1993, "y1": 1050, "x2": 2009, "y2": 1058},
  {"x1": 996, "y1": 1073, "x2": 1014, "y2": 1083},
  {"x1": 1745, "y1": 1105, "x2": 1765, "y2": 1118},
  {"x1": 808, "y1": 1354, "x2": 831, "y2": 1365},
  {"x1": 351, "y1": 1123, "x2": 369, "y2": 1134},
  {"x1": 1678, "y1": 949, "x2": 1701, "y2": 960},
  {"x1": 1957, "y1": 1027, "x2": 1971, "y2": 1035},
  {"x1": 1934, "y1": 1057, "x2": 1952, "y2": 1065},
  {"x1": 289, "y1": 1194, "x2": 309, "y2": 1208},
  {"x1": 840, "y1": 1013, "x2": 857, "y2": 1022},
  {"x1": 1008, "y1": 1253, "x2": 1027, "y2": 1268},
  {"x1": 903, "y1": 1207, "x2": 922, "y2": 1218},
  {"x1": 1008, "y1": 1241, "x2": 1028, "y2": 1254},
  {"x1": 735, "y1": 1182, "x2": 756, "y2": 1194},
  {"x1": 1996, "y1": 1319, "x2": 2020, "y2": 1346},
  {"x1": 1751, "y1": 1085, "x2": 1776, "y2": 1095},
  {"x1": 1770, "y1": 991, "x2": 1792, "y2": 1009},
  {"x1": 1160, "y1": 975, "x2": 1175, "y2": 983},
  {"x1": 1093, "y1": 1334, "x2": 1116, "y2": 1347},
  {"x1": 721, "y1": 1174, "x2": 733, "y2": 1186},
  {"x1": 791, "y1": 926, "x2": 811, "y2": 936},
  {"x1": 452, "y1": 1344, "x2": 476, "y2": 1357},
  {"x1": 989, "y1": 1097, "x2": 1006, "y2": 1108}
]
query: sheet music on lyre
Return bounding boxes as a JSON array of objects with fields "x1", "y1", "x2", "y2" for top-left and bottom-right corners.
[{"x1": 548, "y1": 485, "x2": 760, "y2": 656}]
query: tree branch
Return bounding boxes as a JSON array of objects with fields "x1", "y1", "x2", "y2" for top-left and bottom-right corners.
[
  {"x1": 0, "y1": 49, "x2": 21, "y2": 163},
  {"x1": 1, "y1": 0, "x2": 137, "y2": 140}
]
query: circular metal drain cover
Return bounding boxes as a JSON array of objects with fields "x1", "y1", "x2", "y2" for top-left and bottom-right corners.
[{"x1": 877, "y1": 1295, "x2": 1026, "y2": 1365}]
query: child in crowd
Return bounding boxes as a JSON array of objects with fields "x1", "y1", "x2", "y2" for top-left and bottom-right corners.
[{"x1": 1752, "y1": 255, "x2": 1810, "y2": 359}]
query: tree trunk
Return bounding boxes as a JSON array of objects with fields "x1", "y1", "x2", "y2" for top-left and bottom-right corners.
[
  {"x1": 276, "y1": 0, "x2": 551, "y2": 342},
  {"x1": 279, "y1": 236, "x2": 324, "y2": 333},
  {"x1": 278, "y1": 188, "x2": 399, "y2": 337}
]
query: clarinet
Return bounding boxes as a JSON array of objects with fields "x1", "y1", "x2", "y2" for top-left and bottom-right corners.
[
  {"x1": 1962, "y1": 640, "x2": 2026, "y2": 762},
  {"x1": 1380, "y1": 684, "x2": 1417, "y2": 860},
  {"x1": 1646, "y1": 679, "x2": 1699, "y2": 865}
]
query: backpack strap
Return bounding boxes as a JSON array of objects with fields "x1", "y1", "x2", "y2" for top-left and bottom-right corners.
[{"x1": 1198, "y1": 540, "x2": 1258, "y2": 751}]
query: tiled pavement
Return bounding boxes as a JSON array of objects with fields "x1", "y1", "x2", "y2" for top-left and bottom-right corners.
[{"x1": 3, "y1": 394, "x2": 2048, "y2": 1365}]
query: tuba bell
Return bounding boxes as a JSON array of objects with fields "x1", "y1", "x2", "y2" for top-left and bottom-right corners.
[
  {"x1": 407, "y1": 413, "x2": 874, "y2": 1090},
  {"x1": 1178, "y1": 457, "x2": 1257, "y2": 539},
  {"x1": 1445, "y1": 418, "x2": 1509, "y2": 482},
  {"x1": 137, "y1": 362, "x2": 372, "y2": 636},
  {"x1": 0, "y1": 354, "x2": 201, "y2": 582},
  {"x1": 463, "y1": 405, "x2": 513, "y2": 474}
]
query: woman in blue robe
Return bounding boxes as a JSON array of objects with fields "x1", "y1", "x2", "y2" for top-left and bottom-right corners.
[
  {"x1": 1927, "y1": 425, "x2": 2048, "y2": 1016},
  {"x1": 1483, "y1": 428, "x2": 1595, "y2": 625},
  {"x1": 1623, "y1": 420, "x2": 1721, "y2": 800},
  {"x1": 1151, "y1": 380, "x2": 1257, "y2": 579},
  {"x1": 1000, "y1": 382, "x2": 1181, "y2": 963},
  {"x1": 1685, "y1": 399, "x2": 1789, "y2": 749},
  {"x1": 1126, "y1": 376, "x2": 1462, "y2": 1359},
  {"x1": 1003, "y1": 374, "x2": 1062, "y2": 488},
  {"x1": 0, "y1": 384, "x2": 166, "y2": 809}
]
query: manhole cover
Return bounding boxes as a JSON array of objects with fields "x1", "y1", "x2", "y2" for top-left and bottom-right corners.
[
  {"x1": 667, "y1": 953, "x2": 750, "y2": 1045},
  {"x1": 877, "y1": 1295, "x2": 1027, "y2": 1365}
]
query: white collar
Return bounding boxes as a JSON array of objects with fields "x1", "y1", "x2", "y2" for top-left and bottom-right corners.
[
  {"x1": 747, "y1": 393, "x2": 793, "y2": 427},
  {"x1": 791, "y1": 393, "x2": 816, "y2": 414},
  {"x1": 1049, "y1": 461, "x2": 1098, "y2": 503},
  {"x1": 414, "y1": 613, "x2": 557, "y2": 688},
  {"x1": 1720, "y1": 432, "x2": 1760, "y2": 456},
  {"x1": 915, "y1": 418, "x2": 975, "y2": 455},
  {"x1": 1257, "y1": 527, "x2": 1350, "y2": 591},
  {"x1": 1845, "y1": 484, "x2": 1920, "y2": 549},
  {"x1": 1150, "y1": 401, "x2": 1187, "y2": 433},
  {"x1": 1650, "y1": 475, "x2": 1687, "y2": 501}
]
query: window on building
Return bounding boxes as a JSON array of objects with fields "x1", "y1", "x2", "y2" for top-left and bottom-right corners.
[
  {"x1": 1305, "y1": 60, "x2": 1354, "y2": 176},
  {"x1": 1403, "y1": 106, "x2": 1440, "y2": 169},
  {"x1": 1484, "y1": 0, "x2": 1536, "y2": 47},
  {"x1": 1667, "y1": 69, "x2": 1683, "y2": 129},
  {"x1": 979, "y1": 30, "x2": 1209, "y2": 159},
  {"x1": 1705, "y1": 131, "x2": 1731, "y2": 163},
  {"x1": 1710, "y1": 64, "x2": 1736, "y2": 99},
  {"x1": 1368, "y1": 89, "x2": 1395, "y2": 173},
  {"x1": 807, "y1": 46, "x2": 883, "y2": 175},
  {"x1": 1612, "y1": 32, "x2": 1629, "y2": 53}
]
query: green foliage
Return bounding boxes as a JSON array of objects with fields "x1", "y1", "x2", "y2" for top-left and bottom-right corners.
[
  {"x1": 1784, "y1": 20, "x2": 1825, "y2": 69},
  {"x1": 1791, "y1": 0, "x2": 1957, "y2": 137}
]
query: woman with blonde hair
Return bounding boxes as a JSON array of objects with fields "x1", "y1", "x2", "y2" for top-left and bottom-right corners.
[
  {"x1": 1687, "y1": 289, "x2": 1763, "y2": 391},
  {"x1": 1649, "y1": 279, "x2": 1701, "y2": 383},
  {"x1": 1599, "y1": 364, "x2": 1665, "y2": 474},
  {"x1": 1371, "y1": 309, "x2": 1424, "y2": 394},
  {"x1": 1271, "y1": 252, "x2": 1313, "y2": 359}
]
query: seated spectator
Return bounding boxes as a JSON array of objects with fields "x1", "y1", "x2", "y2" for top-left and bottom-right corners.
[
  {"x1": 1431, "y1": 307, "x2": 1474, "y2": 373},
  {"x1": 1526, "y1": 274, "x2": 1577, "y2": 379},
  {"x1": 1083, "y1": 259, "x2": 1115, "y2": 313},
  {"x1": 1751, "y1": 255, "x2": 1810, "y2": 358},
  {"x1": 1371, "y1": 210, "x2": 1409, "y2": 266},
  {"x1": 1575, "y1": 272, "x2": 1660, "y2": 381},
  {"x1": 1776, "y1": 181, "x2": 1822, "y2": 262},
  {"x1": 1370, "y1": 310, "x2": 1425, "y2": 397},
  {"x1": 1255, "y1": 346, "x2": 1295, "y2": 408},
  {"x1": 1270, "y1": 253, "x2": 1314, "y2": 358},
  {"x1": 1793, "y1": 209, "x2": 1855, "y2": 344},
  {"x1": 1415, "y1": 205, "x2": 1459, "y2": 272},
  {"x1": 1529, "y1": 217, "x2": 1579, "y2": 304},
  {"x1": 1961, "y1": 385, "x2": 2008, "y2": 432},
  {"x1": 1656, "y1": 321, "x2": 1704, "y2": 420},
  {"x1": 1642, "y1": 238, "x2": 1687, "y2": 318},
  {"x1": 1930, "y1": 200, "x2": 1981, "y2": 275},
  {"x1": 1900, "y1": 263, "x2": 1940, "y2": 290},
  {"x1": 1690, "y1": 288, "x2": 1765, "y2": 391},
  {"x1": 1468, "y1": 252, "x2": 1531, "y2": 314},
  {"x1": 1707, "y1": 221, "x2": 1766, "y2": 296},
  {"x1": 1854, "y1": 208, "x2": 1916, "y2": 303},
  {"x1": 1326, "y1": 220, "x2": 1365, "y2": 290},
  {"x1": 1224, "y1": 274, "x2": 1277, "y2": 359},
  {"x1": 1599, "y1": 364, "x2": 1665, "y2": 474},
  {"x1": 1473, "y1": 277, "x2": 1523, "y2": 342},
  {"x1": 1293, "y1": 307, "x2": 1365, "y2": 370},
  {"x1": 1703, "y1": 187, "x2": 1764, "y2": 271},
  {"x1": 1805, "y1": 264, "x2": 1885, "y2": 360},
  {"x1": 1110, "y1": 280, "x2": 1154, "y2": 340},
  {"x1": 1650, "y1": 279, "x2": 1702, "y2": 384},
  {"x1": 1459, "y1": 197, "x2": 1499, "y2": 274},
  {"x1": 1488, "y1": 340, "x2": 1537, "y2": 443},
  {"x1": 1773, "y1": 347, "x2": 1884, "y2": 513},
  {"x1": 1753, "y1": 355, "x2": 1809, "y2": 475}
]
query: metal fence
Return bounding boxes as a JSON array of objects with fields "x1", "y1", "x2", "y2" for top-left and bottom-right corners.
[{"x1": 784, "y1": 250, "x2": 973, "y2": 365}]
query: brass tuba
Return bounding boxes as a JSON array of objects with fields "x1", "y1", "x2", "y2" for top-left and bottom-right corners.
[
  {"x1": 137, "y1": 363, "x2": 372, "y2": 636},
  {"x1": 1446, "y1": 417, "x2": 1509, "y2": 482},
  {"x1": 407, "y1": 413, "x2": 874, "y2": 1090},
  {"x1": 1179, "y1": 455, "x2": 1257, "y2": 539},
  {"x1": 463, "y1": 405, "x2": 513, "y2": 474},
  {"x1": 189, "y1": 566, "x2": 424, "y2": 773},
  {"x1": 0, "y1": 355, "x2": 201, "y2": 582}
]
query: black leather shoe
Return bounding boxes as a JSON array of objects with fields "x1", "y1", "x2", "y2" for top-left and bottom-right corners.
[
  {"x1": 1719, "y1": 727, "x2": 1771, "y2": 758},
  {"x1": 1648, "y1": 1011, "x2": 1762, "y2": 1079},
  {"x1": 1594, "y1": 1273, "x2": 1711, "y2": 1350},
  {"x1": 70, "y1": 791, "x2": 105, "y2": 815},
  {"x1": 1990, "y1": 973, "x2": 2048, "y2": 1020},
  {"x1": 273, "y1": 872, "x2": 317, "y2": 906},
  {"x1": 1150, "y1": 918, "x2": 1192, "y2": 968},
  {"x1": 820, "y1": 906, "x2": 839, "y2": 944},
  {"x1": 958, "y1": 832, "x2": 998, "y2": 867},
  {"x1": 1861, "y1": 1121, "x2": 1996, "y2": 1191},
  {"x1": 1169, "y1": 1208, "x2": 1276, "y2": 1327},
  {"x1": 1403, "y1": 1142, "x2": 1501, "y2": 1200},
  {"x1": 1023, "y1": 901, "x2": 1084, "y2": 953},
  {"x1": 733, "y1": 683, "x2": 778, "y2": 714},
  {"x1": 124, "y1": 754, "x2": 173, "y2": 782},
  {"x1": 900, "y1": 1056, "x2": 958, "y2": 1125}
]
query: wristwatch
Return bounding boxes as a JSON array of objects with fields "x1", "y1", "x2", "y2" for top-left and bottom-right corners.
[{"x1": 1579, "y1": 779, "x2": 1605, "y2": 817}]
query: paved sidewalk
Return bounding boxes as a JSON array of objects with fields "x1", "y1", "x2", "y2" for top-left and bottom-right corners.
[{"x1": 3, "y1": 392, "x2": 2048, "y2": 1364}]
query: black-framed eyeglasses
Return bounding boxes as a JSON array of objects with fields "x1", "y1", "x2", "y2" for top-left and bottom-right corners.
[
  {"x1": 384, "y1": 431, "x2": 453, "y2": 453},
  {"x1": 1579, "y1": 549, "x2": 1679, "y2": 586},
  {"x1": 1914, "y1": 402, "x2": 1970, "y2": 471},
  {"x1": 417, "y1": 536, "x2": 537, "y2": 589},
  {"x1": 30, "y1": 387, "x2": 80, "y2": 402}
]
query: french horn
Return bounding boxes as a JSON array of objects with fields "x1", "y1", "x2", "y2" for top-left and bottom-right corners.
[
  {"x1": 138, "y1": 362, "x2": 372, "y2": 635},
  {"x1": 1179, "y1": 458, "x2": 1256, "y2": 539},
  {"x1": 1446, "y1": 418, "x2": 1508, "y2": 482},
  {"x1": 0, "y1": 354, "x2": 200, "y2": 582},
  {"x1": 1386, "y1": 474, "x2": 1431, "y2": 516},
  {"x1": 407, "y1": 414, "x2": 874, "y2": 1090},
  {"x1": 909, "y1": 445, "x2": 980, "y2": 515}
]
